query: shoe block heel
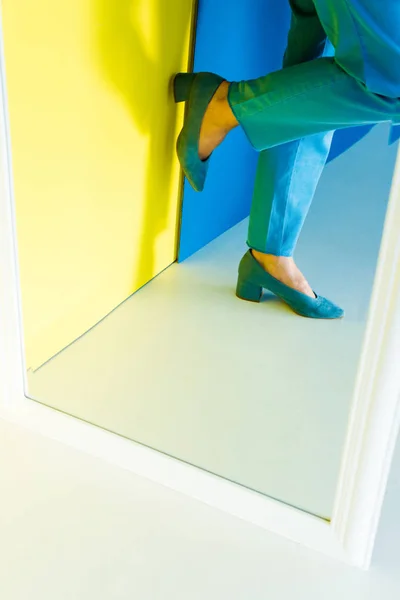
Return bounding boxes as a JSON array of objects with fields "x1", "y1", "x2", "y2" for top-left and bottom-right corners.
[
  {"x1": 236, "y1": 278, "x2": 263, "y2": 303},
  {"x1": 173, "y1": 73, "x2": 196, "y2": 103}
]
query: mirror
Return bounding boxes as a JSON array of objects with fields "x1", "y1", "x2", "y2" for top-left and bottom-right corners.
[{"x1": 2, "y1": 0, "x2": 398, "y2": 521}]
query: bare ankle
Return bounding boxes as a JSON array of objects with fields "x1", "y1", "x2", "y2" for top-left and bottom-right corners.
[
  {"x1": 252, "y1": 250, "x2": 293, "y2": 267},
  {"x1": 215, "y1": 81, "x2": 238, "y2": 131},
  {"x1": 199, "y1": 82, "x2": 238, "y2": 159}
]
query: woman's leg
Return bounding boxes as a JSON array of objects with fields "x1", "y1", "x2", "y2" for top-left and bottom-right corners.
[
  {"x1": 201, "y1": 53, "x2": 399, "y2": 158},
  {"x1": 198, "y1": 7, "x2": 399, "y2": 297},
  {"x1": 248, "y1": 0, "x2": 334, "y2": 296}
]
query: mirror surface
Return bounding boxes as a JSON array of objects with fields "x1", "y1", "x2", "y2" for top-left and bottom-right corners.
[{"x1": 2, "y1": 0, "x2": 398, "y2": 520}]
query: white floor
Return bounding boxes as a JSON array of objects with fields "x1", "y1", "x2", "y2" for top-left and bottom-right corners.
[
  {"x1": 27, "y1": 124, "x2": 398, "y2": 519},
  {"x1": 0, "y1": 416, "x2": 399, "y2": 600}
]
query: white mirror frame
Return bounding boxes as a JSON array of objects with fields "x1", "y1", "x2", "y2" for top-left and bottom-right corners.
[{"x1": 1, "y1": 16, "x2": 400, "y2": 570}]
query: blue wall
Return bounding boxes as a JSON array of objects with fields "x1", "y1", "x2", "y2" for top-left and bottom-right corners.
[{"x1": 178, "y1": 0, "x2": 373, "y2": 261}]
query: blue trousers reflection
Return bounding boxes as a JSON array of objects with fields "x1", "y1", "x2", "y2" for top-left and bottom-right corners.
[
  {"x1": 241, "y1": 0, "x2": 400, "y2": 256},
  {"x1": 247, "y1": 1, "x2": 333, "y2": 256}
]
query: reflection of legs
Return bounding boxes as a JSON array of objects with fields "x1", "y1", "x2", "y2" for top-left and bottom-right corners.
[
  {"x1": 198, "y1": 8, "x2": 399, "y2": 299},
  {"x1": 226, "y1": 57, "x2": 398, "y2": 294},
  {"x1": 248, "y1": 0, "x2": 333, "y2": 296}
]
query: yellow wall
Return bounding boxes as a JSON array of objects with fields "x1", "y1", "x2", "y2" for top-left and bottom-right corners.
[{"x1": 1, "y1": 0, "x2": 195, "y2": 369}]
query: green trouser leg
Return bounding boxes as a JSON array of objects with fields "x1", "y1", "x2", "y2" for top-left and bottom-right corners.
[
  {"x1": 228, "y1": 58, "x2": 398, "y2": 151},
  {"x1": 229, "y1": 30, "x2": 400, "y2": 257},
  {"x1": 247, "y1": 0, "x2": 335, "y2": 256}
]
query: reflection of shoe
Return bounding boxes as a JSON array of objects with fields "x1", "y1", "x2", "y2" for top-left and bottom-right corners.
[
  {"x1": 173, "y1": 72, "x2": 224, "y2": 192},
  {"x1": 236, "y1": 251, "x2": 345, "y2": 319}
]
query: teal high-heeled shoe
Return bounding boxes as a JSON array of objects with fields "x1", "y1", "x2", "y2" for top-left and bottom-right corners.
[
  {"x1": 236, "y1": 250, "x2": 344, "y2": 319},
  {"x1": 173, "y1": 72, "x2": 224, "y2": 192}
]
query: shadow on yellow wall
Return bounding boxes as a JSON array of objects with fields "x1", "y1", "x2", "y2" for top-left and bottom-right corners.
[
  {"x1": 94, "y1": 0, "x2": 195, "y2": 290},
  {"x1": 2, "y1": 0, "x2": 195, "y2": 369}
]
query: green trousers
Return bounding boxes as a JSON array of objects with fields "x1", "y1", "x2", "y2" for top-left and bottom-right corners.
[{"x1": 228, "y1": 0, "x2": 400, "y2": 256}]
